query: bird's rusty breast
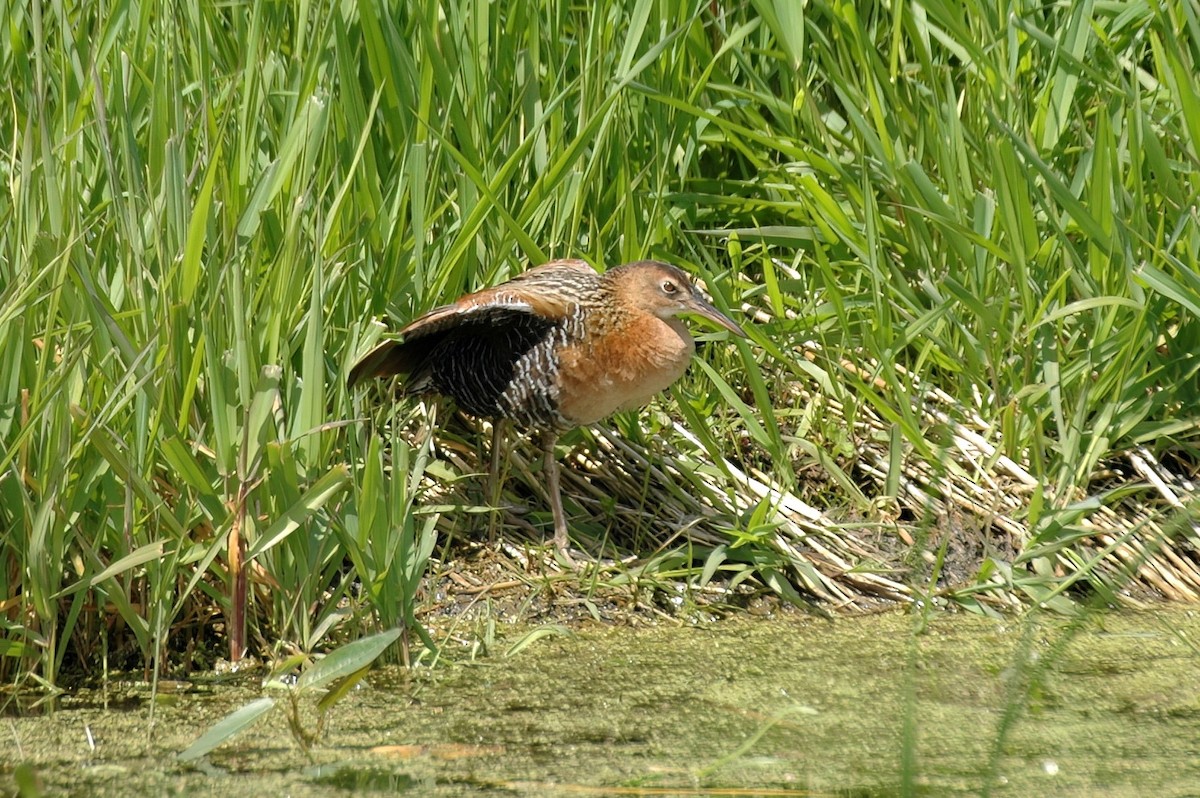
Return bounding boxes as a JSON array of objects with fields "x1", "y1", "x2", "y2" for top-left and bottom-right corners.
[{"x1": 551, "y1": 261, "x2": 713, "y2": 425}]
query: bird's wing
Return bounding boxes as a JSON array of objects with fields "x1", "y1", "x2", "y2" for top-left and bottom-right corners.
[
  {"x1": 398, "y1": 259, "x2": 596, "y2": 339},
  {"x1": 347, "y1": 260, "x2": 597, "y2": 387},
  {"x1": 507, "y1": 258, "x2": 595, "y2": 283}
]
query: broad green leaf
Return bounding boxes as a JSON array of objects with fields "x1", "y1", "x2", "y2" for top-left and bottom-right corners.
[
  {"x1": 297, "y1": 628, "x2": 402, "y2": 693},
  {"x1": 504, "y1": 625, "x2": 574, "y2": 658},
  {"x1": 181, "y1": 144, "x2": 221, "y2": 304},
  {"x1": 177, "y1": 697, "x2": 277, "y2": 762},
  {"x1": 87, "y1": 540, "x2": 167, "y2": 588},
  {"x1": 245, "y1": 464, "x2": 351, "y2": 561}
]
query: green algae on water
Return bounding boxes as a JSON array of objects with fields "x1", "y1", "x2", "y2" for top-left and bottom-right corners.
[{"x1": 4, "y1": 610, "x2": 1200, "y2": 797}]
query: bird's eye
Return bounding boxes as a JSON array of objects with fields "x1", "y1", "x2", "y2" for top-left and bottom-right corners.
[{"x1": 661, "y1": 280, "x2": 678, "y2": 295}]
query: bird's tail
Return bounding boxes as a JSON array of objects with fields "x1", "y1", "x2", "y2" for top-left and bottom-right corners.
[{"x1": 347, "y1": 339, "x2": 416, "y2": 388}]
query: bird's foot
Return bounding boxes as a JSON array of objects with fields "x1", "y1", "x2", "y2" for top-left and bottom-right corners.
[
  {"x1": 553, "y1": 544, "x2": 580, "y2": 569},
  {"x1": 551, "y1": 526, "x2": 581, "y2": 567}
]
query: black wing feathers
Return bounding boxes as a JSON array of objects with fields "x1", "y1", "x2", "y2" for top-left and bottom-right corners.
[
  {"x1": 350, "y1": 305, "x2": 557, "y2": 420},
  {"x1": 423, "y1": 308, "x2": 556, "y2": 418}
]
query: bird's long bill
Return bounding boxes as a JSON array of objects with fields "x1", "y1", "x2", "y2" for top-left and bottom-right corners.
[{"x1": 686, "y1": 294, "x2": 748, "y2": 338}]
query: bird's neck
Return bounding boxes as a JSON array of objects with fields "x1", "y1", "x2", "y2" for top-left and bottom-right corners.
[
  {"x1": 586, "y1": 282, "x2": 645, "y2": 336},
  {"x1": 588, "y1": 306, "x2": 695, "y2": 372},
  {"x1": 555, "y1": 309, "x2": 695, "y2": 425}
]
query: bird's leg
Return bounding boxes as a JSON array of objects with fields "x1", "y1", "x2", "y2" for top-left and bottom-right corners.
[
  {"x1": 486, "y1": 420, "x2": 508, "y2": 542},
  {"x1": 487, "y1": 419, "x2": 507, "y2": 505},
  {"x1": 540, "y1": 431, "x2": 570, "y2": 552}
]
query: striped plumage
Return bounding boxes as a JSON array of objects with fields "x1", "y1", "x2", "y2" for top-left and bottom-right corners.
[
  {"x1": 350, "y1": 260, "x2": 597, "y2": 429},
  {"x1": 349, "y1": 258, "x2": 746, "y2": 553}
]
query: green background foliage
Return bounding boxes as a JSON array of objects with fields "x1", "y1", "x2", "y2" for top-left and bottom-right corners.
[{"x1": 2, "y1": 0, "x2": 1198, "y2": 685}]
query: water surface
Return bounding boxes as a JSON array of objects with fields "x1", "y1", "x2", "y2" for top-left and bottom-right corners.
[{"x1": 4, "y1": 609, "x2": 1199, "y2": 796}]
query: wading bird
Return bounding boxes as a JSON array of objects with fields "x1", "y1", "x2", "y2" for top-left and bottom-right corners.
[{"x1": 349, "y1": 259, "x2": 746, "y2": 553}]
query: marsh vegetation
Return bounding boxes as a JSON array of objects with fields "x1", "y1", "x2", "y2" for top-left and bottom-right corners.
[{"x1": 2, "y1": 0, "x2": 1200, "y2": 790}]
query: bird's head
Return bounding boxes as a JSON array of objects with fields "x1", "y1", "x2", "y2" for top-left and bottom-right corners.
[{"x1": 609, "y1": 261, "x2": 747, "y2": 338}]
